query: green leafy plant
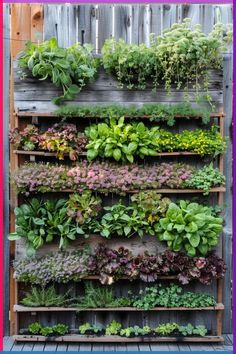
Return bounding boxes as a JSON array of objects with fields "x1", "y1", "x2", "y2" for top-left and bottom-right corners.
[
  {"x1": 178, "y1": 324, "x2": 207, "y2": 337},
  {"x1": 85, "y1": 118, "x2": 160, "y2": 162},
  {"x1": 155, "y1": 323, "x2": 179, "y2": 335},
  {"x1": 131, "y1": 284, "x2": 216, "y2": 310},
  {"x1": 85, "y1": 119, "x2": 226, "y2": 162},
  {"x1": 79, "y1": 323, "x2": 103, "y2": 335},
  {"x1": 105, "y1": 320, "x2": 122, "y2": 335},
  {"x1": 131, "y1": 192, "x2": 171, "y2": 227},
  {"x1": 28, "y1": 322, "x2": 69, "y2": 336},
  {"x1": 52, "y1": 324, "x2": 69, "y2": 336},
  {"x1": 56, "y1": 102, "x2": 212, "y2": 126},
  {"x1": 9, "y1": 125, "x2": 39, "y2": 151},
  {"x1": 19, "y1": 37, "x2": 98, "y2": 104},
  {"x1": 151, "y1": 20, "x2": 232, "y2": 101},
  {"x1": 38, "y1": 123, "x2": 87, "y2": 160},
  {"x1": 40, "y1": 326, "x2": 54, "y2": 337},
  {"x1": 74, "y1": 282, "x2": 129, "y2": 308},
  {"x1": 21, "y1": 286, "x2": 71, "y2": 307},
  {"x1": 91, "y1": 201, "x2": 149, "y2": 238},
  {"x1": 120, "y1": 326, "x2": 152, "y2": 337},
  {"x1": 102, "y1": 39, "x2": 158, "y2": 90},
  {"x1": 8, "y1": 198, "x2": 79, "y2": 255},
  {"x1": 28, "y1": 322, "x2": 42, "y2": 335},
  {"x1": 102, "y1": 20, "x2": 232, "y2": 103},
  {"x1": 67, "y1": 191, "x2": 102, "y2": 226},
  {"x1": 185, "y1": 163, "x2": 226, "y2": 195},
  {"x1": 157, "y1": 200, "x2": 223, "y2": 256}
]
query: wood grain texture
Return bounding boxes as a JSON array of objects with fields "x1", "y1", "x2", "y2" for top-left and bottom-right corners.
[{"x1": 12, "y1": 334, "x2": 225, "y2": 343}]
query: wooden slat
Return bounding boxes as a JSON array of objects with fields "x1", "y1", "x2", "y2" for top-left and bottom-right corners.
[
  {"x1": 14, "y1": 150, "x2": 215, "y2": 158},
  {"x1": 3, "y1": 3, "x2": 11, "y2": 337},
  {"x1": 3, "y1": 336, "x2": 14, "y2": 351},
  {"x1": 13, "y1": 304, "x2": 224, "y2": 313},
  {"x1": 16, "y1": 111, "x2": 225, "y2": 118},
  {"x1": 13, "y1": 334, "x2": 225, "y2": 343},
  {"x1": 55, "y1": 187, "x2": 226, "y2": 194},
  {"x1": 56, "y1": 343, "x2": 67, "y2": 352},
  {"x1": 114, "y1": 5, "x2": 131, "y2": 43}
]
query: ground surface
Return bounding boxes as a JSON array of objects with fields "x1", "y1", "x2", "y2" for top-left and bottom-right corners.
[{"x1": 3, "y1": 335, "x2": 233, "y2": 352}]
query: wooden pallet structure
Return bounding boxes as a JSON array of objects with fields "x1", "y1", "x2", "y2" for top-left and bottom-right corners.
[{"x1": 8, "y1": 3, "x2": 229, "y2": 344}]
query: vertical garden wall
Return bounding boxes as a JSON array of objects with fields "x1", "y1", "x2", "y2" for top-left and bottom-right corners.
[{"x1": 4, "y1": 3, "x2": 232, "y2": 340}]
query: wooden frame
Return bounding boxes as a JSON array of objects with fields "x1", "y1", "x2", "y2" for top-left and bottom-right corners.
[
  {"x1": 8, "y1": 4, "x2": 229, "y2": 343},
  {"x1": 11, "y1": 111, "x2": 226, "y2": 343}
]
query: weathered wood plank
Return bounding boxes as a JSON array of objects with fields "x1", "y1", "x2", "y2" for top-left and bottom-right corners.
[
  {"x1": 67, "y1": 343, "x2": 80, "y2": 351},
  {"x1": 78, "y1": 4, "x2": 96, "y2": 47},
  {"x1": 3, "y1": 3, "x2": 11, "y2": 337},
  {"x1": 56, "y1": 343, "x2": 68, "y2": 351},
  {"x1": 32, "y1": 342, "x2": 45, "y2": 351},
  {"x1": 115, "y1": 343, "x2": 127, "y2": 351},
  {"x1": 138, "y1": 343, "x2": 151, "y2": 351},
  {"x1": 131, "y1": 5, "x2": 146, "y2": 44},
  {"x1": 13, "y1": 304, "x2": 225, "y2": 312},
  {"x1": 150, "y1": 4, "x2": 162, "y2": 35},
  {"x1": 44, "y1": 343, "x2": 58, "y2": 351},
  {"x1": 97, "y1": 4, "x2": 113, "y2": 52},
  {"x1": 3, "y1": 336, "x2": 15, "y2": 351},
  {"x1": 22, "y1": 342, "x2": 34, "y2": 351},
  {"x1": 11, "y1": 341, "x2": 24, "y2": 351},
  {"x1": 114, "y1": 5, "x2": 131, "y2": 43}
]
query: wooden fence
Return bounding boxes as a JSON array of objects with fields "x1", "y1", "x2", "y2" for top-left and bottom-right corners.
[{"x1": 3, "y1": 3, "x2": 233, "y2": 336}]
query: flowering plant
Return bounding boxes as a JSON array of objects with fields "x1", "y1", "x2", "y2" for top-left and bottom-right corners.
[
  {"x1": 12, "y1": 161, "x2": 224, "y2": 195},
  {"x1": 102, "y1": 19, "x2": 232, "y2": 103},
  {"x1": 85, "y1": 121, "x2": 226, "y2": 161}
]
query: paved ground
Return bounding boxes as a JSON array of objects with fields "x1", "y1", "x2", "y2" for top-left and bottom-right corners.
[{"x1": 3, "y1": 335, "x2": 233, "y2": 352}]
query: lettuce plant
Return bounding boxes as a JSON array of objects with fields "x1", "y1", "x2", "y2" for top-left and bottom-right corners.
[
  {"x1": 14, "y1": 244, "x2": 226, "y2": 286},
  {"x1": 85, "y1": 120, "x2": 226, "y2": 162},
  {"x1": 38, "y1": 123, "x2": 87, "y2": 160},
  {"x1": 8, "y1": 198, "x2": 80, "y2": 255},
  {"x1": 9, "y1": 125, "x2": 39, "y2": 151},
  {"x1": 157, "y1": 200, "x2": 223, "y2": 256},
  {"x1": 28, "y1": 322, "x2": 68, "y2": 336}
]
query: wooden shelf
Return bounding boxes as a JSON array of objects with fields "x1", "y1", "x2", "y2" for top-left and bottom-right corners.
[
  {"x1": 14, "y1": 149, "x2": 205, "y2": 157},
  {"x1": 13, "y1": 334, "x2": 224, "y2": 343},
  {"x1": 14, "y1": 304, "x2": 224, "y2": 313},
  {"x1": 54, "y1": 187, "x2": 226, "y2": 194},
  {"x1": 16, "y1": 111, "x2": 225, "y2": 119}
]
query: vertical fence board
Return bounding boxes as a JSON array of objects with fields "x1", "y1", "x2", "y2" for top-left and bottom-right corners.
[
  {"x1": 97, "y1": 4, "x2": 113, "y2": 52},
  {"x1": 3, "y1": 3, "x2": 10, "y2": 336},
  {"x1": 31, "y1": 4, "x2": 43, "y2": 42},
  {"x1": 77, "y1": 4, "x2": 96, "y2": 46},
  {"x1": 114, "y1": 5, "x2": 131, "y2": 43},
  {"x1": 222, "y1": 54, "x2": 233, "y2": 334},
  {"x1": 150, "y1": 4, "x2": 162, "y2": 35},
  {"x1": 131, "y1": 4, "x2": 146, "y2": 44},
  {"x1": 43, "y1": 5, "x2": 60, "y2": 42}
]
